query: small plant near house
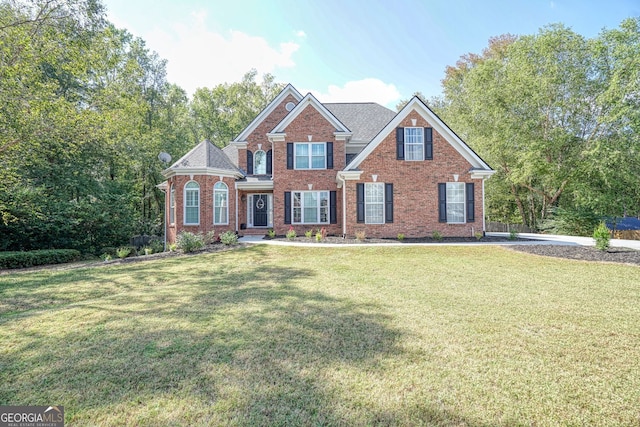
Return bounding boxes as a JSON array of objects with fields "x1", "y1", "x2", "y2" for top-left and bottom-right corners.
[
  {"x1": 432, "y1": 230, "x2": 443, "y2": 242},
  {"x1": 142, "y1": 246, "x2": 153, "y2": 255},
  {"x1": 315, "y1": 227, "x2": 327, "y2": 242},
  {"x1": 204, "y1": 230, "x2": 218, "y2": 245},
  {"x1": 475, "y1": 232, "x2": 484, "y2": 241},
  {"x1": 593, "y1": 222, "x2": 611, "y2": 251},
  {"x1": 305, "y1": 229, "x2": 313, "y2": 239},
  {"x1": 355, "y1": 230, "x2": 366, "y2": 241},
  {"x1": 509, "y1": 229, "x2": 519, "y2": 240},
  {"x1": 168, "y1": 243, "x2": 177, "y2": 252},
  {"x1": 267, "y1": 229, "x2": 276, "y2": 239},
  {"x1": 116, "y1": 247, "x2": 132, "y2": 259},
  {"x1": 219, "y1": 231, "x2": 239, "y2": 246},
  {"x1": 397, "y1": 233, "x2": 405, "y2": 242},
  {"x1": 286, "y1": 226, "x2": 297, "y2": 240},
  {"x1": 101, "y1": 253, "x2": 112, "y2": 262},
  {"x1": 149, "y1": 239, "x2": 164, "y2": 254},
  {"x1": 176, "y1": 231, "x2": 205, "y2": 253}
]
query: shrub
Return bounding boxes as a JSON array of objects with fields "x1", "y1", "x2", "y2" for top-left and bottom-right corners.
[
  {"x1": 540, "y1": 207, "x2": 600, "y2": 237},
  {"x1": 176, "y1": 232, "x2": 205, "y2": 253},
  {"x1": 219, "y1": 231, "x2": 238, "y2": 246},
  {"x1": 101, "y1": 253, "x2": 112, "y2": 262},
  {"x1": 286, "y1": 226, "x2": 297, "y2": 240},
  {"x1": 116, "y1": 247, "x2": 132, "y2": 259},
  {"x1": 355, "y1": 230, "x2": 366, "y2": 241},
  {"x1": 149, "y1": 239, "x2": 164, "y2": 254},
  {"x1": 267, "y1": 229, "x2": 276, "y2": 239},
  {"x1": 509, "y1": 229, "x2": 518, "y2": 240},
  {"x1": 475, "y1": 232, "x2": 484, "y2": 241},
  {"x1": 593, "y1": 222, "x2": 611, "y2": 251},
  {"x1": 432, "y1": 230, "x2": 443, "y2": 241},
  {"x1": 397, "y1": 233, "x2": 405, "y2": 241},
  {"x1": 304, "y1": 230, "x2": 313, "y2": 239},
  {"x1": 203, "y1": 230, "x2": 218, "y2": 245},
  {"x1": 0, "y1": 249, "x2": 81, "y2": 270},
  {"x1": 142, "y1": 246, "x2": 153, "y2": 255}
]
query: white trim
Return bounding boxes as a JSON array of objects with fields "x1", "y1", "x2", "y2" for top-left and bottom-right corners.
[
  {"x1": 183, "y1": 181, "x2": 200, "y2": 226},
  {"x1": 404, "y1": 127, "x2": 424, "y2": 161},
  {"x1": 291, "y1": 190, "x2": 330, "y2": 225},
  {"x1": 482, "y1": 179, "x2": 486, "y2": 233},
  {"x1": 163, "y1": 167, "x2": 243, "y2": 179},
  {"x1": 270, "y1": 93, "x2": 351, "y2": 135},
  {"x1": 294, "y1": 142, "x2": 326, "y2": 170},
  {"x1": 213, "y1": 181, "x2": 229, "y2": 225},
  {"x1": 169, "y1": 184, "x2": 176, "y2": 225},
  {"x1": 235, "y1": 180, "x2": 274, "y2": 191},
  {"x1": 229, "y1": 141, "x2": 247, "y2": 149},
  {"x1": 345, "y1": 96, "x2": 493, "y2": 172},
  {"x1": 470, "y1": 169, "x2": 496, "y2": 179},
  {"x1": 336, "y1": 170, "x2": 363, "y2": 187},
  {"x1": 364, "y1": 182, "x2": 385, "y2": 224},
  {"x1": 446, "y1": 182, "x2": 466, "y2": 224},
  {"x1": 234, "y1": 84, "x2": 303, "y2": 142},
  {"x1": 266, "y1": 133, "x2": 286, "y2": 143}
]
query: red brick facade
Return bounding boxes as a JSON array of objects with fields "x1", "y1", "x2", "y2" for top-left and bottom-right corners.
[{"x1": 163, "y1": 86, "x2": 492, "y2": 242}]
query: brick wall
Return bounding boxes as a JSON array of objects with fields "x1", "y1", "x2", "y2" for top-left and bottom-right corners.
[
  {"x1": 345, "y1": 111, "x2": 484, "y2": 238},
  {"x1": 166, "y1": 174, "x2": 237, "y2": 243},
  {"x1": 272, "y1": 104, "x2": 344, "y2": 236}
]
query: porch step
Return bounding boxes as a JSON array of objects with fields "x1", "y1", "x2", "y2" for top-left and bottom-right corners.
[{"x1": 240, "y1": 228, "x2": 268, "y2": 237}]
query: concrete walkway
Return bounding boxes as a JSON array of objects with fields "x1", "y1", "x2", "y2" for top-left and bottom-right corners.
[{"x1": 239, "y1": 232, "x2": 640, "y2": 250}]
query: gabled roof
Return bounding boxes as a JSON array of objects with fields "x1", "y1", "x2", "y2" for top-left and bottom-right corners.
[
  {"x1": 324, "y1": 103, "x2": 396, "y2": 142},
  {"x1": 162, "y1": 140, "x2": 243, "y2": 178},
  {"x1": 269, "y1": 92, "x2": 351, "y2": 136},
  {"x1": 345, "y1": 96, "x2": 494, "y2": 176},
  {"x1": 233, "y1": 84, "x2": 303, "y2": 142},
  {"x1": 222, "y1": 144, "x2": 239, "y2": 168}
]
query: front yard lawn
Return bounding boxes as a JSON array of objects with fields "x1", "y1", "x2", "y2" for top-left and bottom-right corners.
[{"x1": 1, "y1": 245, "x2": 638, "y2": 426}]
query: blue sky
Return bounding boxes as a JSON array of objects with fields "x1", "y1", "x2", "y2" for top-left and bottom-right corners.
[{"x1": 104, "y1": 0, "x2": 640, "y2": 107}]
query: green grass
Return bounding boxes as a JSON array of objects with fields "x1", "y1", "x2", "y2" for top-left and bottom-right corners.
[{"x1": 1, "y1": 245, "x2": 639, "y2": 426}]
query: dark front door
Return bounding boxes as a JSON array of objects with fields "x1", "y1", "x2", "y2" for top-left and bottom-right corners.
[{"x1": 253, "y1": 194, "x2": 268, "y2": 227}]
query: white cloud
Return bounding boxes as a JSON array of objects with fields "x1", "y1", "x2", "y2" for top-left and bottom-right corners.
[
  {"x1": 295, "y1": 30, "x2": 307, "y2": 38},
  {"x1": 309, "y1": 79, "x2": 402, "y2": 107},
  {"x1": 139, "y1": 10, "x2": 299, "y2": 95}
]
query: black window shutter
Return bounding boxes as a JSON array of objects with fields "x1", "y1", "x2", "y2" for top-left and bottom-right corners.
[
  {"x1": 284, "y1": 191, "x2": 291, "y2": 224},
  {"x1": 425, "y1": 127, "x2": 433, "y2": 160},
  {"x1": 286, "y1": 143, "x2": 293, "y2": 169},
  {"x1": 396, "y1": 127, "x2": 404, "y2": 160},
  {"x1": 326, "y1": 142, "x2": 333, "y2": 169},
  {"x1": 330, "y1": 191, "x2": 337, "y2": 224},
  {"x1": 385, "y1": 183, "x2": 393, "y2": 223},
  {"x1": 466, "y1": 183, "x2": 475, "y2": 222},
  {"x1": 438, "y1": 183, "x2": 447, "y2": 223},
  {"x1": 266, "y1": 149, "x2": 272, "y2": 174},
  {"x1": 247, "y1": 150, "x2": 253, "y2": 175},
  {"x1": 356, "y1": 183, "x2": 365, "y2": 223}
]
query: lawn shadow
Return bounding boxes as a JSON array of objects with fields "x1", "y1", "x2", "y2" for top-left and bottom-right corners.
[{"x1": 0, "y1": 246, "x2": 510, "y2": 426}]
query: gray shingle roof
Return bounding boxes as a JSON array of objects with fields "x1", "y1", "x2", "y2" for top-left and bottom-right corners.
[
  {"x1": 170, "y1": 140, "x2": 241, "y2": 173},
  {"x1": 222, "y1": 144, "x2": 239, "y2": 168},
  {"x1": 324, "y1": 103, "x2": 396, "y2": 142}
]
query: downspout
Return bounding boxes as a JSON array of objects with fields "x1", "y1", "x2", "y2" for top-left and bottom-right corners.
[
  {"x1": 337, "y1": 172, "x2": 347, "y2": 238},
  {"x1": 235, "y1": 186, "x2": 239, "y2": 233},
  {"x1": 482, "y1": 178, "x2": 486, "y2": 235}
]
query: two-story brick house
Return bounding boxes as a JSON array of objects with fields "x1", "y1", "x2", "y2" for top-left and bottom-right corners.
[{"x1": 161, "y1": 84, "x2": 494, "y2": 242}]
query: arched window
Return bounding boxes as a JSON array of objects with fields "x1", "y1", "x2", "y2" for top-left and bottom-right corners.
[
  {"x1": 169, "y1": 184, "x2": 175, "y2": 224},
  {"x1": 254, "y1": 150, "x2": 266, "y2": 175},
  {"x1": 184, "y1": 181, "x2": 200, "y2": 225},
  {"x1": 213, "y1": 181, "x2": 228, "y2": 225}
]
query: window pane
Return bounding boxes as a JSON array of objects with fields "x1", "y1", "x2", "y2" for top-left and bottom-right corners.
[
  {"x1": 311, "y1": 155, "x2": 325, "y2": 169},
  {"x1": 446, "y1": 183, "x2": 465, "y2": 223},
  {"x1": 185, "y1": 207, "x2": 199, "y2": 224},
  {"x1": 365, "y1": 183, "x2": 384, "y2": 224},
  {"x1": 365, "y1": 183, "x2": 384, "y2": 203},
  {"x1": 405, "y1": 128, "x2": 424, "y2": 161},
  {"x1": 254, "y1": 150, "x2": 266, "y2": 174},
  {"x1": 365, "y1": 204, "x2": 384, "y2": 224}
]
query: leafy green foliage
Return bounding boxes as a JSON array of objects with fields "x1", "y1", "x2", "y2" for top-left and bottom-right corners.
[
  {"x1": 431, "y1": 231, "x2": 443, "y2": 241},
  {"x1": 116, "y1": 247, "x2": 132, "y2": 259},
  {"x1": 0, "y1": 249, "x2": 80, "y2": 269},
  {"x1": 219, "y1": 231, "x2": 238, "y2": 246},
  {"x1": 175, "y1": 232, "x2": 204, "y2": 253},
  {"x1": 286, "y1": 227, "x2": 297, "y2": 240},
  {"x1": 593, "y1": 222, "x2": 611, "y2": 251},
  {"x1": 540, "y1": 207, "x2": 601, "y2": 237}
]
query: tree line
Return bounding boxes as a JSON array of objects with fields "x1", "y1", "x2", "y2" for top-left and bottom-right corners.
[
  {"x1": 2, "y1": 0, "x2": 638, "y2": 253},
  {"x1": 0, "y1": 0, "x2": 282, "y2": 252},
  {"x1": 406, "y1": 19, "x2": 640, "y2": 233}
]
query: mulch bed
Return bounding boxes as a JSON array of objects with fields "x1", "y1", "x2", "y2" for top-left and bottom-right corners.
[{"x1": 507, "y1": 244, "x2": 640, "y2": 266}]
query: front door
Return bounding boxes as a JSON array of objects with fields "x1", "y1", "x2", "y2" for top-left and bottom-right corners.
[{"x1": 253, "y1": 194, "x2": 268, "y2": 227}]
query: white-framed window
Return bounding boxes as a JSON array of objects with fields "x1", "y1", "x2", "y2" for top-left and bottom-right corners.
[
  {"x1": 169, "y1": 184, "x2": 175, "y2": 225},
  {"x1": 405, "y1": 127, "x2": 424, "y2": 161},
  {"x1": 365, "y1": 183, "x2": 384, "y2": 224},
  {"x1": 292, "y1": 191, "x2": 329, "y2": 224},
  {"x1": 254, "y1": 150, "x2": 266, "y2": 175},
  {"x1": 213, "y1": 181, "x2": 228, "y2": 225},
  {"x1": 184, "y1": 181, "x2": 200, "y2": 225},
  {"x1": 446, "y1": 182, "x2": 465, "y2": 223},
  {"x1": 295, "y1": 143, "x2": 326, "y2": 169}
]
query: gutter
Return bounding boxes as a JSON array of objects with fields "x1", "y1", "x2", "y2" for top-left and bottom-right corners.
[{"x1": 337, "y1": 173, "x2": 347, "y2": 238}]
